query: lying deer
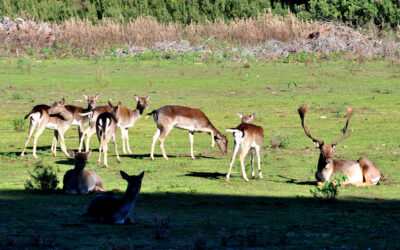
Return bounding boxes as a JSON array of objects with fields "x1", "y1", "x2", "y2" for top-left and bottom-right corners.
[
  {"x1": 63, "y1": 150, "x2": 105, "y2": 194},
  {"x1": 78, "y1": 95, "x2": 150, "y2": 154},
  {"x1": 226, "y1": 113, "x2": 264, "y2": 182},
  {"x1": 20, "y1": 99, "x2": 74, "y2": 159},
  {"x1": 85, "y1": 170, "x2": 144, "y2": 224},
  {"x1": 96, "y1": 101, "x2": 121, "y2": 168},
  {"x1": 298, "y1": 104, "x2": 383, "y2": 186},
  {"x1": 146, "y1": 105, "x2": 228, "y2": 160}
]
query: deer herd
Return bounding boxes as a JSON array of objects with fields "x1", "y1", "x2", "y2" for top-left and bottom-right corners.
[{"x1": 19, "y1": 94, "x2": 384, "y2": 224}]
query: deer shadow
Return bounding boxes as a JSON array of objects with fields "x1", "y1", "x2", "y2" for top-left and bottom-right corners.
[
  {"x1": 184, "y1": 171, "x2": 226, "y2": 180},
  {"x1": 273, "y1": 175, "x2": 316, "y2": 186}
]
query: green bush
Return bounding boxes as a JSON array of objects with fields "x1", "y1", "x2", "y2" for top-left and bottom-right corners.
[
  {"x1": 24, "y1": 163, "x2": 60, "y2": 193},
  {"x1": 310, "y1": 173, "x2": 348, "y2": 200},
  {"x1": 12, "y1": 118, "x2": 25, "y2": 132}
]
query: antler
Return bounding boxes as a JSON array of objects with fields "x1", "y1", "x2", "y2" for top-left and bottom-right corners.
[
  {"x1": 331, "y1": 106, "x2": 353, "y2": 145},
  {"x1": 298, "y1": 104, "x2": 324, "y2": 145}
]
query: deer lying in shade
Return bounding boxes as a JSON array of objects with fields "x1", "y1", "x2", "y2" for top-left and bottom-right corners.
[
  {"x1": 298, "y1": 104, "x2": 383, "y2": 186},
  {"x1": 85, "y1": 171, "x2": 144, "y2": 224},
  {"x1": 63, "y1": 150, "x2": 105, "y2": 194},
  {"x1": 226, "y1": 113, "x2": 264, "y2": 182}
]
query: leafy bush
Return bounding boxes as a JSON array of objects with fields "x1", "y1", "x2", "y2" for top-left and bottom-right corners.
[
  {"x1": 310, "y1": 173, "x2": 348, "y2": 200},
  {"x1": 12, "y1": 118, "x2": 25, "y2": 132},
  {"x1": 24, "y1": 163, "x2": 60, "y2": 193},
  {"x1": 12, "y1": 92, "x2": 23, "y2": 100},
  {"x1": 270, "y1": 133, "x2": 291, "y2": 149}
]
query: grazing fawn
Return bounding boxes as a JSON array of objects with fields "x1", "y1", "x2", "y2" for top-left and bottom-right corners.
[
  {"x1": 226, "y1": 113, "x2": 264, "y2": 182},
  {"x1": 85, "y1": 171, "x2": 144, "y2": 224},
  {"x1": 298, "y1": 104, "x2": 383, "y2": 186},
  {"x1": 146, "y1": 105, "x2": 228, "y2": 160},
  {"x1": 20, "y1": 99, "x2": 74, "y2": 159},
  {"x1": 96, "y1": 101, "x2": 121, "y2": 168},
  {"x1": 63, "y1": 150, "x2": 105, "y2": 194},
  {"x1": 78, "y1": 95, "x2": 150, "y2": 154}
]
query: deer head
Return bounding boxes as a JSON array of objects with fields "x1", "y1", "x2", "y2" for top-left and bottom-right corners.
[
  {"x1": 74, "y1": 150, "x2": 91, "y2": 171},
  {"x1": 237, "y1": 112, "x2": 255, "y2": 124},
  {"x1": 215, "y1": 133, "x2": 228, "y2": 155},
  {"x1": 298, "y1": 104, "x2": 353, "y2": 163},
  {"x1": 83, "y1": 94, "x2": 100, "y2": 109},
  {"x1": 134, "y1": 95, "x2": 150, "y2": 110},
  {"x1": 48, "y1": 98, "x2": 65, "y2": 115},
  {"x1": 108, "y1": 100, "x2": 122, "y2": 120},
  {"x1": 120, "y1": 170, "x2": 145, "y2": 196}
]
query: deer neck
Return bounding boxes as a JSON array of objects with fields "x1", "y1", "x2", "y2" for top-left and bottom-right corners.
[
  {"x1": 317, "y1": 152, "x2": 329, "y2": 171},
  {"x1": 136, "y1": 103, "x2": 145, "y2": 116},
  {"x1": 58, "y1": 108, "x2": 73, "y2": 121},
  {"x1": 122, "y1": 184, "x2": 139, "y2": 204}
]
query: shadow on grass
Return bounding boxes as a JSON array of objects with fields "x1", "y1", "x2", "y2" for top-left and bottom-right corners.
[
  {"x1": 120, "y1": 153, "x2": 216, "y2": 160},
  {"x1": 184, "y1": 171, "x2": 226, "y2": 180}
]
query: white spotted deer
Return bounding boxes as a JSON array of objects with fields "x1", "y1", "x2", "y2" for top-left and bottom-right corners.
[
  {"x1": 85, "y1": 170, "x2": 144, "y2": 224},
  {"x1": 63, "y1": 150, "x2": 106, "y2": 194},
  {"x1": 298, "y1": 104, "x2": 383, "y2": 186},
  {"x1": 78, "y1": 95, "x2": 150, "y2": 154},
  {"x1": 146, "y1": 105, "x2": 228, "y2": 160},
  {"x1": 20, "y1": 99, "x2": 74, "y2": 159},
  {"x1": 96, "y1": 101, "x2": 121, "y2": 168},
  {"x1": 226, "y1": 113, "x2": 264, "y2": 182}
]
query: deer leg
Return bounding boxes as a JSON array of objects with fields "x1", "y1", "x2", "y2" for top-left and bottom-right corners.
[
  {"x1": 250, "y1": 149, "x2": 255, "y2": 178},
  {"x1": 79, "y1": 125, "x2": 91, "y2": 152},
  {"x1": 97, "y1": 137, "x2": 103, "y2": 166},
  {"x1": 32, "y1": 123, "x2": 47, "y2": 159},
  {"x1": 112, "y1": 133, "x2": 121, "y2": 163},
  {"x1": 189, "y1": 132, "x2": 195, "y2": 160},
  {"x1": 210, "y1": 131, "x2": 215, "y2": 149},
  {"x1": 226, "y1": 141, "x2": 240, "y2": 182},
  {"x1": 51, "y1": 130, "x2": 59, "y2": 157},
  {"x1": 120, "y1": 127, "x2": 127, "y2": 154},
  {"x1": 84, "y1": 125, "x2": 96, "y2": 153},
  {"x1": 58, "y1": 131, "x2": 70, "y2": 157},
  {"x1": 78, "y1": 123, "x2": 86, "y2": 151},
  {"x1": 103, "y1": 143, "x2": 109, "y2": 168},
  {"x1": 255, "y1": 145, "x2": 263, "y2": 179},
  {"x1": 159, "y1": 126, "x2": 172, "y2": 161},
  {"x1": 125, "y1": 128, "x2": 132, "y2": 154},
  {"x1": 239, "y1": 144, "x2": 251, "y2": 182},
  {"x1": 150, "y1": 128, "x2": 161, "y2": 160},
  {"x1": 21, "y1": 119, "x2": 37, "y2": 159}
]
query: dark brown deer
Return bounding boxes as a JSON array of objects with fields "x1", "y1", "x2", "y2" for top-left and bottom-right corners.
[
  {"x1": 298, "y1": 104, "x2": 383, "y2": 186},
  {"x1": 146, "y1": 105, "x2": 228, "y2": 160},
  {"x1": 226, "y1": 113, "x2": 264, "y2": 182}
]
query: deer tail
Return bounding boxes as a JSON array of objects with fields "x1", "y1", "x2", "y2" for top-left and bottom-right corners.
[{"x1": 145, "y1": 110, "x2": 156, "y2": 120}]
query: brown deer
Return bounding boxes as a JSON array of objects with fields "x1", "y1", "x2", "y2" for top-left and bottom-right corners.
[
  {"x1": 96, "y1": 101, "x2": 121, "y2": 168},
  {"x1": 85, "y1": 170, "x2": 144, "y2": 224},
  {"x1": 78, "y1": 95, "x2": 150, "y2": 154},
  {"x1": 226, "y1": 113, "x2": 264, "y2": 182},
  {"x1": 298, "y1": 104, "x2": 383, "y2": 186},
  {"x1": 146, "y1": 105, "x2": 228, "y2": 160},
  {"x1": 63, "y1": 150, "x2": 105, "y2": 194},
  {"x1": 20, "y1": 99, "x2": 74, "y2": 159}
]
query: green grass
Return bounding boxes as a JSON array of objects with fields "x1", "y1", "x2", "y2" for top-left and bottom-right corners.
[{"x1": 0, "y1": 58, "x2": 400, "y2": 248}]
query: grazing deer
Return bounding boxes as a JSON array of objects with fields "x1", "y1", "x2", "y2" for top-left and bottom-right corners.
[
  {"x1": 96, "y1": 101, "x2": 121, "y2": 168},
  {"x1": 298, "y1": 104, "x2": 383, "y2": 186},
  {"x1": 63, "y1": 150, "x2": 105, "y2": 194},
  {"x1": 78, "y1": 95, "x2": 150, "y2": 154},
  {"x1": 146, "y1": 105, "x2": 228, "y2": 160},
  {"x1": 226, "y1": 113, "x2": 264, "y2": 182},
  {"x1": 20, "y1": 99, "x2": 74, "y2": 159},
  {"x1": 85, "y1": 170, "x2": 144, "y2": 224}
]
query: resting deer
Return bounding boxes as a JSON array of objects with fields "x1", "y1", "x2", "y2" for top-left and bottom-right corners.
[
  {"x1": 20, "y1": 99, "x2": 74, "y2": 159},
  {"x1": 63, "y1": 150, "x2": 105, "y2": 194},
  {"x1": 298, "y1": 104, "x2": 383, "y2": 186},
  {"x1": 85, "y1": 170, "x2": 144, "y2": 224},
  {"x1": 78, "y1": 95, "x2": 150, "y2": 154},
  {"x1": 146, "y1": 105, "x2": 228, "y2": 160},
  {"x1": 226, "y1": 113, "x2": 264, "y2": 182},
  {"x1": 96, "y1": 101, "x2": 121, "y2": 168}
]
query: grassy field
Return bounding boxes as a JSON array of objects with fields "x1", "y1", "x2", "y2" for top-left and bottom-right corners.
[{"x1": 0, "y1": 57, "x2": 400, "y2": 248}]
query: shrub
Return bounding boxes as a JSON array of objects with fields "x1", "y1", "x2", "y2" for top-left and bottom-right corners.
[
  {"x1": 310, "y1": 173, "x2": 348, "y2": 200},
  {"x1": 270, "y1": 133, "x2": 291, "y2": 149},
  {"x1": 12, "y1": 92, "x2": 23, "y2": 100},
  {"x1": 24, "y1": 162, "x2": 60, "y2": 193},
  {"x1": 12, "y1": 118, "x2": 25, "y2": 132}
]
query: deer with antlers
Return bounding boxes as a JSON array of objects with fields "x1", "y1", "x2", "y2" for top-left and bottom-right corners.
[
  {"x1": 226, "y1": 112, "x2": 264, "y2": 182},
  {"x1": 78, "y1": 95, "x2": 150, "y2": 154},
  {"x1": 146, "y1": 105, "x2": 228, "y2": 160},
  {"x1": 298, "y1": 104, "x2": 383, "y2": 186}
]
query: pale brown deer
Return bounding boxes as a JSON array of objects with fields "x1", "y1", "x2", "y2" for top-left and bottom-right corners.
[
  {"x1": 63, "y1": 150, "x2": 106, "y2": 194},
  {"x1": 20, "y1": 99, "x2": 74, "y2": 159},
  {"x1": 226, "y1": 113, "x2": 264, "y2": 182},
  {"x1": 85, "y1": 170, "x2": 144, "y2": 224},
  {"x1": 146, "y1": 105, "x2": 228, "y2": 160},
  {"x1": 78, "y1": 95, "x2": 150, "y2": 154},
  {"x1": 298, "y1": 104, "x2": 383, "y2": 186},
  {"x1": 96, "y1": 101, "x2": 121, "y2": 168}
]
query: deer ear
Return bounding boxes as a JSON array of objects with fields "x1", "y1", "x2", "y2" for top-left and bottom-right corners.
[
  {"x1": 332, "y1": 145, "x2": 336, "y2": 149},
  {"x1": 86, "y1": 149, "x2": 92, "y2": 158},
  {"x1": 138, "y1": 171, "x2": 145, "y2": 179},
  {"x1": 146, "y1": 96, "x2": 150, "y2": 101},
  {"x1": 120, "y1": 170, "x2": 129, "y2": 181},
  {"x1": 313, "y1": 141, "x2": 320, "y2": 148},
  {"x1": 134, "y1": 95, "x2": 139, "y2": 101},
  {"x1": 83, "y1": 94, "x2": 88, "y2": 100},
  {"x1": 214, "y1": 134, "x2": 222, "y2": 140},
  {"x1": 236, "y1": 112, "x2": 243, "y2": 118},
  {"x1": 108, "y1": 100, "x2": 113, "y2": 108},
  {"x1": 61, "y1": 98, "x2": 65, "y2": 105},
  {"x1": 251, "y1": 113, "x2": 256, "y2": 119},
  {"x1": 95, "y1": 94, "x2": 100, "y2": 100},
  {"x1": 117, "y1": 101, "x2": 122, "y2": 109},
  {"x1": 51, "y1": 99, "x2": 55, "y2": 104}
]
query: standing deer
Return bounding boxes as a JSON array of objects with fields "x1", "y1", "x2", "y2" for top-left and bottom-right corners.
[
  {"x1": 226, "y1": 113, "x2": 264, "y2": 182},
  {"x1": 85, "y1": 170, "x2": 144, "y2": 224},
  {"x1": 63, "y1": 150, "x2": 105, "y2": 194},
  {"x1": 96, "y1": 101, "x2": 121, "y2": 168},
  {"x1": 298, "y1": 104, "x2": 383, "y2": 186},
  {"x1": 78, "y1": 95, "x2": 150, "y2": 154},
  {"x1": 146, "y1": 105, "x2": 228, "y2": 160},
  {"x1": 20, "y1": 99, "x2": 74, "y2": 159}
]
